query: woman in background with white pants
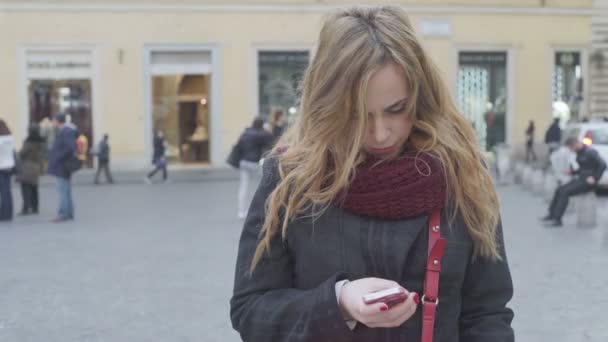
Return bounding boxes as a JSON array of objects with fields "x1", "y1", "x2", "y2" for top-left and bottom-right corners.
[
  {"x1": 0, "y1": 119, "x2": 16, "y2": 221},
  {"x1": 237, "y1": 117, "x2": 274, "y2": 219}
]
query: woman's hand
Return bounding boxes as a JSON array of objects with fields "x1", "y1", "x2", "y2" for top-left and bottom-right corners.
[{"x1": 338, "y1": 277, "x2": 419, "y2": 328}]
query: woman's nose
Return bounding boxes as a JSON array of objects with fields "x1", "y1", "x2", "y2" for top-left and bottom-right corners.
[{"x1": 370, "y1": 118, "x2": 390, "y2": 143}]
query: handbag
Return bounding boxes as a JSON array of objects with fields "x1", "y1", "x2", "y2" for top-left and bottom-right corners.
[
  {"x1": 226, "y1": 137, "x2": 243, "y2": 169},
  {"x1": 11, "y1": 151, "x2": 20, "y2": 176},
  {"x1": 63, "y1": 154, "x2": 82, "y2": 174},
  {"x1": 155, "y1": 157, "x2": 167, "y2": 168},
  {"x1": 421, "y1": 209, "x2": 447, "y2": 342}
]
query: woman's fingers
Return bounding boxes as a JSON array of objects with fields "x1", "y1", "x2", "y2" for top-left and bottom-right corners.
[
  {"x1": 384, "y1": 294, "x2": 416, "y2": 320},
  {"x1": 362, "y1": 292, "x2": 419, "y2": 328},
  {"x1": 357, "y1": 301, "x2": 390, "y2": 318}
]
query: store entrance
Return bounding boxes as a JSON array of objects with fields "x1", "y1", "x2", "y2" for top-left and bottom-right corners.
[
  {"x1": 151, "y1": 74, "x2": 210, "y2": 164},
  {"x1": 457, "y1": 51, "x2": 508, "y2": 151},
  {"x1": 28, "y1": 79, "x2": 94, "y2": 168}
]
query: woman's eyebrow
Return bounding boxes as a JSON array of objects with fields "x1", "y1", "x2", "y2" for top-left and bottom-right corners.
[{"x1": 383, "y1": 97, "x2": 409, "y2": 111}]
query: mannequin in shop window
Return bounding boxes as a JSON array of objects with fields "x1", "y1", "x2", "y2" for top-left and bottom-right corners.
[{"x1": 189, "y1": 120, "x2": 209, "y2": 162}]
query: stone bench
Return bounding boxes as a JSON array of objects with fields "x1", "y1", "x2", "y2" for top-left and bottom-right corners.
[
  {"x1": 494, "y1": 145, "x2": 512, "y2": 185},
  {"x1": 522, "y1": 166, "x2": 535, "y2": 189},
  {"x1": 514, "y1": 162, "x2": 525, "y2": 185},
  {"x1": 532, "y1": 170, "x2": 545, "y2": 196},
  {"x1": 574, "y1": 191, "x2": 597, "y2": 228},
  {"x1": 543, "y1": 173, "x2": 558, "y2": 203}
]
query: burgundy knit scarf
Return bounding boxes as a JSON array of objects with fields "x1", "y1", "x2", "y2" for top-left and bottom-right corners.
[{"x1": 340, "y1": 152, "x2": 447, "y2": 220}]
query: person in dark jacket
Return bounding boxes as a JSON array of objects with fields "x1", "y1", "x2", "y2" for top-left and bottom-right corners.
[
  {"x1": 525, "y1": 120, "x2": 537, "y2": 162},
  {"x1": 17, "y1": 123, "x2": 45, "y2": 215},
  {"x1": 230, "y1": 7, "x2": 514, "y2": 342},
  {"x1": 542, "y1": 136, "x2": 607, "y2": 227},
  {"x1": 47, "y1": 113, "x2": 78, "y2": 222},
  {"x1": 94, "y1": 134, "x2": 114, "y2": 184},
  {"x1": 237, "y1": 117, "x2": 274, "y2": 219},
  {"x1": 544, "y1": 117, "x2": 561, "y2": 155},
  {"x1": 0, "y1": 119, "x2": 16, "y2": 221},
  {"x1": 269, "y1": 109, "x2": 287, "y2": 142},
  {"x1": 145, "y1": 131, "x2": 168, "y2": 183}
]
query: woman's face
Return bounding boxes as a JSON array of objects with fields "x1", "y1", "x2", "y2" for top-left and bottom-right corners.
[{"x1": 363, "y1": 63, "x2": 413, "y2": 158}]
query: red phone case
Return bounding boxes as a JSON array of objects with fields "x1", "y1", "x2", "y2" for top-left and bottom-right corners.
[{"x1": 363, "y1": 287, "x2": 409, "y2": 308}]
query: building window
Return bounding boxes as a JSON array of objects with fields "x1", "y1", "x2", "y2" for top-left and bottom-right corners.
[
  {"x1": 457, "y1": 51, "x2": 508, "y2": 151},
  {"x1": 553, "y1": 52, "x2": 583, "y2": 123},
  {"x1": 258, "y1": 51, "x2": 309, "y2": 122}
]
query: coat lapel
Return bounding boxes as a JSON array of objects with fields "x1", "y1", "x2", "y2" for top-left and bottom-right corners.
[{"x1": 339, "y1": 207, "x2": 428, "y2": 281}]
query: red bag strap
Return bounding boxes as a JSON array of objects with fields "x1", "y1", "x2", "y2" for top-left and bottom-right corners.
[{"x1": 421, "y1": 209, "x2": 446, "y2": 342}]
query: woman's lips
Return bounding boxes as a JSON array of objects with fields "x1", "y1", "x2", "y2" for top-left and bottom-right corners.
[{"x1": 368, "y1": 145, "x2": 398, "y2": 155}]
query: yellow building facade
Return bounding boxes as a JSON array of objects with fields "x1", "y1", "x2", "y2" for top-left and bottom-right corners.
[{"x1": 0, "y1": 0, "x2": 594, "y2": 168}]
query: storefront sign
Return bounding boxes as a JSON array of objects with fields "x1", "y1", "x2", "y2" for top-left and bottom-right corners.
[
  {"x1": 25, "y1": 50, "x2": 93, "y2": 79},
  {"x1": 459, "y1": 52, "x2": 507, "y2": 66},
  {"x1": 28, "y1": 61, "x2": 91, "y2": 70}
]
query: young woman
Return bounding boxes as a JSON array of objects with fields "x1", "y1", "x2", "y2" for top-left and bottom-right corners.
[
  {"x1": 0, "y1": 119, "x2": 16, "y2": 221},
  {"x1": 236, "y1": 117, "x2": 274, "y2": 219},
  {"x1": 525, "y1": 120, "x2": 537, "y2": 162},
  {"x1": 231, "y1": 6, "x2": 514, "y2": 342},
  {"x1": 17, "y1": 124, "x2": 45, "y2": 215}
]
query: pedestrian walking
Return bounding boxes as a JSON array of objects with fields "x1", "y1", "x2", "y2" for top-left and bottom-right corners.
[
  {"x1": 93, "y1": 134, "x2": 114, "y2": 184},
  {"x1": 0, "y1": 119, "x2": 16, "y2": 221},
  {"x1": 542, "y1": 136, "x2": 606, "y2": 227},
  {"x1": 269, "y1": 109, "x2": 287, "y2": 141},
  {"x1": 145, "y1": 131, "x2": 168, "y2": 183},
  {"x1": 544, "y1": 117, "x2": 561, "y2": 155},
  {"x1": 230, "y1": 6, "x2": 514, "y2": 342},
  {"x1": 17, "y1": 123, "x2": 44, "y2": 215},
  {"x1": 47, "y1": 113, "x2": 79, "y2": 223},
  {"x1": 525, "y1": 120, "x2": 537, "y2": 162},
  {"x1": 236, "y1": 117, "x2": 273, "y2": 219}
]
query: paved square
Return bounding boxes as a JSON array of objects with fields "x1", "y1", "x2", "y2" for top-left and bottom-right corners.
[{"x1": 0, "y1": 177, "x2": 606, "y2": 341}]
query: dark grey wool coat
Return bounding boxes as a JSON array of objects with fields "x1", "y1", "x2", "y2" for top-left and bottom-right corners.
[{"x1": 230, "y1": 157, "x2": 514, "y2": 342}]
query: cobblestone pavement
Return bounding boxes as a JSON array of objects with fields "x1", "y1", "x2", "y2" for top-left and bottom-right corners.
[
  {"x1": 501, "y1": 184, "x2": 608, "y2": 342},
  {"x1": 0, "y1": 178, "x2": 606, "y2": 341}
]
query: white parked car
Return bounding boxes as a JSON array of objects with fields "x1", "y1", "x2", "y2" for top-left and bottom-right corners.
[{"x1": 561, "y1": 121, "x2": 608, "y2": 188}]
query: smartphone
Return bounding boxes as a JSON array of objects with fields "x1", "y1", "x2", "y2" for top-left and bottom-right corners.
[{"x1": 362, "y1": 287, "x2": 409, "y2": 308}]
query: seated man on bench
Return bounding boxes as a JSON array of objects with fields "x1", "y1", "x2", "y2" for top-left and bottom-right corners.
[{"x1": 542, "y1": 136, "x2": 606, "y2": 227}]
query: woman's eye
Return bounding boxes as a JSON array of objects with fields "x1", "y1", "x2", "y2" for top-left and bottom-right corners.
[{"x1": 387, "y1": 106, "x2": 406, "y2": 114}]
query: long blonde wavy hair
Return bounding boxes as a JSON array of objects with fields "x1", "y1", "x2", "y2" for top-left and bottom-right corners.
[{"x1": 251, "y1": 6, "x2": 500, "y2": 272}]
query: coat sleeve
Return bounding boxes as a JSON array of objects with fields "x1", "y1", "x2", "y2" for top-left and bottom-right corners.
[
  {"x1": 590, "y1": 149, "x2": 607, "y2": 182},
  {"x1": 230, "y1": 157, "x2": 354, "y2": 342},
  {"x1": 459, "y1": 219, "x2": 515, "y2": 342},
  {"x1": 19, "y1": 143, "x2": 31, "y2": 159}
]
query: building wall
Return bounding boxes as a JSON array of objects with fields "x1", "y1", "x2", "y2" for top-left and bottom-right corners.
[
  {"x1": 590, "y1": 0, "x2": 608, "y2": 117},
  {"x1": 0, "y1": 1, "x2": 592, "y2": 167},
  {"x1": 0, "y1": 0, "x2": 594, "y2": 6}
]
